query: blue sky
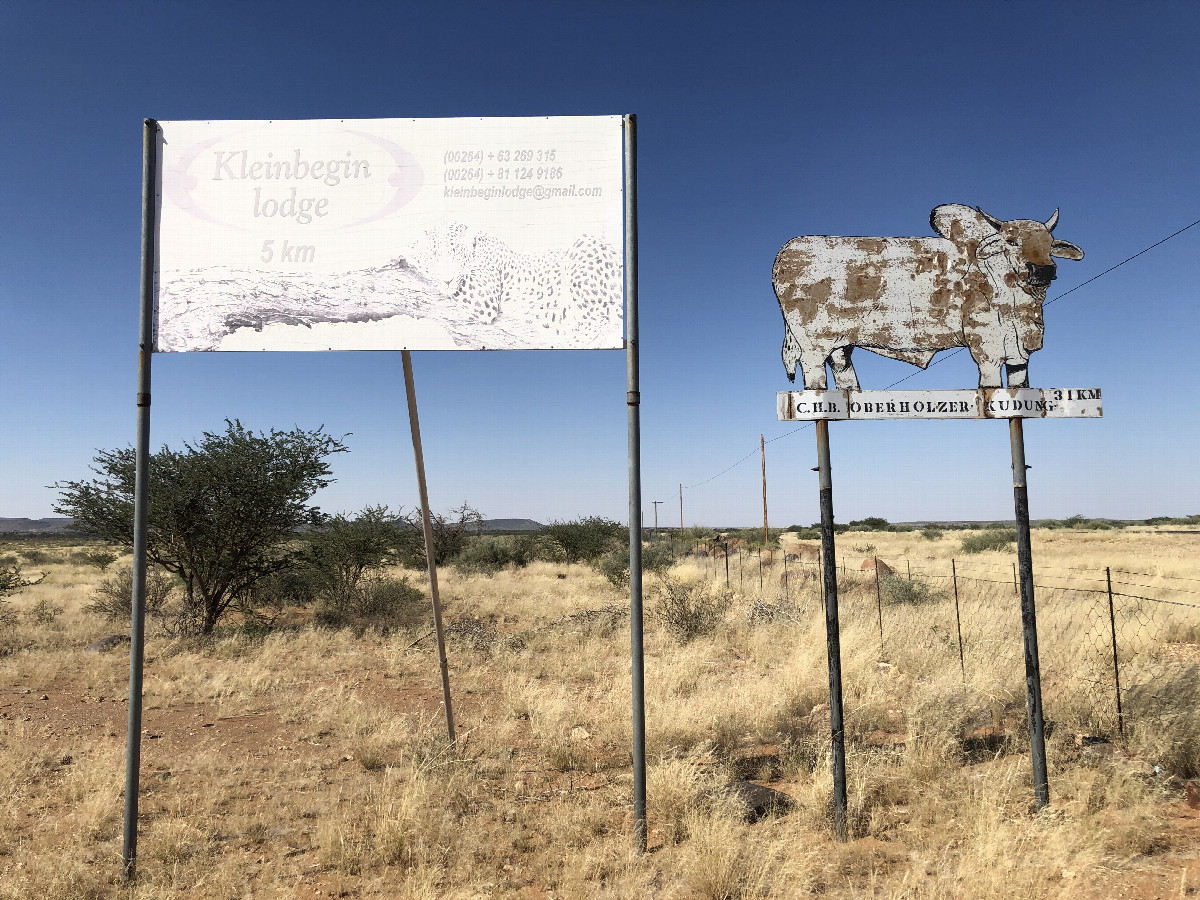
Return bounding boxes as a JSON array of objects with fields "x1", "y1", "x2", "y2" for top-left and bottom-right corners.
[{"x1": 2, "y1": 1, "x2": 1198, "y2": 526}]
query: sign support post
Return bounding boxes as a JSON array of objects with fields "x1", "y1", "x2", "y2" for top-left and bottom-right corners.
[
  {"x1": 761, "y1": 434, "x2": 769, "y2": 547},
  {"x1": 815, "y1": 419, "x2": 848, "y2": 840},
  {"x1": 623, "y1": 114, "x2": 647, "y2": 854},
  {"x1": 782, "y1": 388, "x2": 1099, "y2": 813},
  {"x1": 1009, "y1": 417, "x2": 1048, "y2": 808},
  {"x1": 123, "y1": 117, "x2": 158, "y2": 882},
  {"x1": 402, "y1": 349, "x2": 456, "y2": 746}
]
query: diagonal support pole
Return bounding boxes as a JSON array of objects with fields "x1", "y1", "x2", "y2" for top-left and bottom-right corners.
[{"x1": 402, "y1": 349, "x2": 456, "y2": 746}]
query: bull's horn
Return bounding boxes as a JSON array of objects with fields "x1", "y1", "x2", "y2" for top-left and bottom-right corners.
[
  {"x1": 1045, "y1": 208, "x2": 1060, "y2": 232},
  {"x1": 975, "y1": 207, "x2": 1004, "y2": 231}
]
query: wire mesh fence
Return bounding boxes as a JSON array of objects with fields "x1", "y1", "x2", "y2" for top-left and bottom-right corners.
[{"x1": 679, "y1": 543, "x2": 1200, "y2": 743}]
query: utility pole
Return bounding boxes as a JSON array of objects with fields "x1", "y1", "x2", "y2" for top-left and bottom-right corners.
[
  {"x1": 652, "y1": 500, "x2": 663, "y2": 535},
  {"x1": 761, "y1": 433, "x2": 769, "y2": 547},
  {"x1": 679, "y1": 483, "x2": 684, "y2": 532}
]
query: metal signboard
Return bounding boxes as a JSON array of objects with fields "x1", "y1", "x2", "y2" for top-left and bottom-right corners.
[
  {"x1": 770, "y1": 204, "x2": 1099, "y2": 825},
  {"x1": 778, "y1": 388, "x2": 1103, "y2": 420},
  {"x1": 154, "y1": 116, "x2": 625, "y2": 352},
  {"x1": 772, "y1": 205, "x2": 1084, "y2": 390}
]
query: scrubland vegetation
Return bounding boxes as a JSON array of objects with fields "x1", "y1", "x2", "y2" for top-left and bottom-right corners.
[{"x1": 1, "y1": 523, "x2": 1199, "y2": 899}]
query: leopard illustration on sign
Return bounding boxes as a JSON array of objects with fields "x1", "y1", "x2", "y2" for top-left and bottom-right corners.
[{"x1": 771, "y1": 205, "x2": 1084, "y2": 390}]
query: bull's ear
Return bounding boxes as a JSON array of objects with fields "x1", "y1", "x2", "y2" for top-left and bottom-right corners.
[
  {"x1": 975, "y1": 207, "x2": 1006, "y2": 231},
  {"x1": 1051, "y1": 240, "x2": 1084, "y2": 260},
  {"x1": 931, "y1": 204, "x2": 991, "y2": 243}
]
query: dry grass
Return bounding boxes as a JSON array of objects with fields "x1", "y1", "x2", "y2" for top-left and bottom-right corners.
[{"x1": 0, "y1": 531, "x2": 1198, "y2": 898}]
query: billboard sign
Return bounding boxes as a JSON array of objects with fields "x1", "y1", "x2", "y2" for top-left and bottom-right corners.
[
  {"x1": 153, "y1": 116, "x2": 625, "y2": 352},
  {"x1": 772, "y1": 205, "x2": 1084, "y2": 390}
]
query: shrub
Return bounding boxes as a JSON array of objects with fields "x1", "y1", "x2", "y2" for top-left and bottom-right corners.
[
  {"x1": 847, "y1": 517, "x2": 893, "y2": 532},
  {"x1": 249, "y1": 567, "x2": 322, "y2": 611},
  {"x1": 960, "y1": 529, "x2": 1016, "y2": 554},
  {"x1": 542, "y1": 517, "x2": 627, "y2": 565},
  {"x1": 450, "y1": 533, "x2": 563, "y2": 575},
  {"x1": 314, "y1": 576, "x2": 425, "y2": 632},
  {"x1": 652, "y1": 576, "x2": 730, "y2": 642},
  {"x1": 880, "y1": 574, "x2": 946, "y2": 605},
  {"x1": 450, "y1": 536, "x2": 516, "y2": 576},
  {"x1": 787, "y1": 526, "x2": 821, "y2": 540},
  {"x1": 921, "y1": 527, "x2": 944, "y2": 541},
  {"x1": 86, "y1": 566, "x2": 177, "y2": 622},
  {"x1": 394, "y1": 502, "x2": 484, "y2": 568},
  {"x1": 67, "y1": 548, "x2": 119, "y2": 570},
  {"x1": 1, "y1": 564, "x2": 46, "y2": 598},
  {"x1": 30, "y1": 599, "x2": 64, "y2": 626},
  {"x1": 596, "y1": 541, "x2": 676, "y2": 589},
  {"x1": 303, "y1": 506, "x2": 406, "y2": 598}
]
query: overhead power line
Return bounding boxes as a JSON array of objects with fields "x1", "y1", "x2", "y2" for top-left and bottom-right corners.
[{"x1": 681, "y1": 216, "x2": 1200, "y2": 491}]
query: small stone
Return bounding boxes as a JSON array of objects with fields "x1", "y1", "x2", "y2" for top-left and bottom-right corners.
[
  {"x1": 570, "y1": 726, "x2": 591, "y2": 742},
  {"x1": 38, "y1": 695, "x2": 48, "y2": 701}
]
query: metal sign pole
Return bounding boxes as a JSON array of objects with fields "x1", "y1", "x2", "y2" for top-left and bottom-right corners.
[
  {"x1": 815, "y1": 419, "x2": 848, "y2": 839},
  {"x1": 402, "y1": 349, "x2": 456, "y2": 746},
  {"x1": 1009, "y1": 417, "x2": 1048, "y2": 808},
  {"x1": 623, "y1": 114, "x2": 647, "y2": 855},
  {"x1": 123, "y1": 117, "x2": 158, "y2": 882},
  {"x1": 761, "y1": 433, "x2": 769, "y2": 547}
]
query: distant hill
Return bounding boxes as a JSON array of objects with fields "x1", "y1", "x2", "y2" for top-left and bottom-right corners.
[
  {"x1": 480, "y1": 519, "x2": 543, "y2": 533},
  {"x1": 0, "y1": 518, "x2": 74, "y2": 534}
]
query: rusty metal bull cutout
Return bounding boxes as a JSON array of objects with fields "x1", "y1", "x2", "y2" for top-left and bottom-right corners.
[{"x1": 772, "y1": 205, "x2": 1084, "y2": 390}]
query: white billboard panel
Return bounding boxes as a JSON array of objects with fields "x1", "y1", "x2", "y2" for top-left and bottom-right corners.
[{"x1": 153, "y1": 117, "x2": 625, "y2": 351}]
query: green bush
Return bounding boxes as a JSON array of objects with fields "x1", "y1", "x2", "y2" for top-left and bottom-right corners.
[
  {"x1": 880, "y1": 574, "x2": 946, "y2": 605},
  {"x1": 651, "y1": 576, "x2": 730, "y2": 642},
  {"x1": 450, "y1": 533, "x2": 566, "y2": 576},
  {"x1": 921, "y1": 527, "x2": 944, "y2": 541},
  {"x1": 847, "y1": 517, "x2": 893, "y2": 532},
  {"x1": 960, "y1": 529, "x2": 1017, "y2": 554},
  {"x1": 542, "y1": 517, "x2": 627, "y2": 565},
  {"x1": 66, "y1": 548, "x2": 119, "y2": 570},
  {"x1": 787, "y1": 526, "x2": 822, "y2": 541},
  {"x1": 250, "y1": 567, "x2": 322, "y2": 610},
  {"x1": 451, "y1": 536, "x2": 518, "y2": 575},
  {"x1": 596, "y1": 542, "x2": 676, "y2": 589},
  {"x1": 394, "y1": 502, "x2": 484, "y2": 568}
]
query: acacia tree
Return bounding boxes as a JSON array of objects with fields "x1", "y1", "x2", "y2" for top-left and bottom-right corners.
[{"x1": 55, "y1": 420, "x2": 347, "y2": 634}]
